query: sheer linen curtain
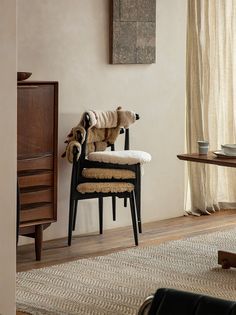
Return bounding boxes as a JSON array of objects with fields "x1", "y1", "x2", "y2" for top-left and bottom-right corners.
[{"x1": 186, "y1": 0, "x2": 236, "y2": 215}]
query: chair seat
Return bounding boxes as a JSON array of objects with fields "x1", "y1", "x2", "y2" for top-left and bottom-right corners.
[
  {"x1": 82, "y1": 168, "x2": 136, "y2": 179},
  {"x1": 77, "y1": 182, "x2": 134, "y2": 194},
  {"x1": 88, "y1": 150, "x2": 151, "y2": 165}
]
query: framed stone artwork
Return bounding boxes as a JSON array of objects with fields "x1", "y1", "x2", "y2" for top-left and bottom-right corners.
[{"x1": 110, "y1": 0, "x2": 156, "y2": 64}]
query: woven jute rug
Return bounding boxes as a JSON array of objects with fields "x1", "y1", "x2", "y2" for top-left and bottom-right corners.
[{"x1": 16, "y1": 228, "x2": 236, "y2": 315}]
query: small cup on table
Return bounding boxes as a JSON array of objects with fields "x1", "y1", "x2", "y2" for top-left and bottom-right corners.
[{"x1": 198, "y1": 140, "x2": 209, "y2": 155}]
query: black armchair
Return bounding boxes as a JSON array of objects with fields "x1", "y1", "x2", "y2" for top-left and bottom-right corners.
[{"x1": 138, "y1": 288, "x2": 236, "y2": 315}]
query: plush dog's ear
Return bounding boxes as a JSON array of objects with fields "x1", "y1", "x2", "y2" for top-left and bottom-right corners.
[
  {"x1": 67, "y1": 130, "x2": 73, "y2": 137},
  {"x1": 117, "y1": 109, "x2": 136, "y2": 128}
]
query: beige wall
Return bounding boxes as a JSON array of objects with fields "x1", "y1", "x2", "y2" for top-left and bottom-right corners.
[
  {"x1": 0, "y1": 0, "x2": 16, "y2": 313},
  {"x1": 17, "y1": 0, "x2": 186, "y2": 244}
]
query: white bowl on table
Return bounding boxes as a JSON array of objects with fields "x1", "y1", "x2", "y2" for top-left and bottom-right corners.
[{"x1": 221, "y1": 144, "x2": 236, "y2": 156}]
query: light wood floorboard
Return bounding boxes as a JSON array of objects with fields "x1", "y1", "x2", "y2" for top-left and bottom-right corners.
[{"x1": 16, "y1": 210, "x2": 236, "y2": 314}]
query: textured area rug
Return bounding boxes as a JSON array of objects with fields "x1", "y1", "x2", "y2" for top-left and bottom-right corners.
[{"x1": 17, "y1": 228, "x2": 236, "y2": 315}]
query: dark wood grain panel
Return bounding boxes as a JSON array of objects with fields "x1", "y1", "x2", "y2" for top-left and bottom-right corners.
[
  {"x1": 17, "y1": 155, "x2": 53, "y2": 172},
  {"x1": 17, "y1": 85, "x2": 54, "y2": 156},
  {"x1": 20, "y1": 203, "x2": 53, "y2": 223},
  {"x1": 18, "y1": 172, "x2": 53, "y2": 188},
  {"x1": 20, "y1": 188, "x2": 53, "y2": 205}
]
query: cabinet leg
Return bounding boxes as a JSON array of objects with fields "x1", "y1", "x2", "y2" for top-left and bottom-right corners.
[{"x1": 35, "y1": 225, "x2": 43, "y2": 261}]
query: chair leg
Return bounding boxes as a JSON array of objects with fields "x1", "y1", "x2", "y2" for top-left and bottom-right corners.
[
  {"x1": 135, "y1": 185, "x2": 142, "y2": 233},
  {"x1": 112, "y1": 196, "x2": 116, "y2": 221},
  {"x1": 129, "y1": 191, "x2": 138, "y2": 246},
  {"x1": 124, "y1": 197, "x2": 127, "y2": 208},
  {"x1": 68, "y1": 198, "x2": 75, "y2": 246},
  {"x1": 72, "y1": 200, "x2": 78, "y2": 231},
  {"x1": 99, "y1": 197, "x2": 103, "y2": 234},
  {"x1": 136, "y1": 164, "x2": 142, "y2": 233}
]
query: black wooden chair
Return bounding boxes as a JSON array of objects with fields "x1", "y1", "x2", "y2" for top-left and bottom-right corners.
[
  {"x1": 68, "y1": 113, "x2": 141, "y2": 246},
  {"x1": 72, "y1": 116, "x2": 151, "y2": 235}
]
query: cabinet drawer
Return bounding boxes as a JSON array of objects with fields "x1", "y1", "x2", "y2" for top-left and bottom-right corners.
[
  {"x1": 18, "y1": 155, "x2": 53, "y2": 172},
  {"x1": 18, "y1": 172, "x2": 53, "y2": 188},
  {"x1": 20, "y1": 188, "x2": 53, "y2": 205},
  {"x1": 20, "y1": 203, "x2": 54, "y2": 222}
]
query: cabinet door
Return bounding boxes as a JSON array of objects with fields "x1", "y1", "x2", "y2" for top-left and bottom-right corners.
[{"x1": 17, "y1": 85, "x2": 55, "y2": 158}]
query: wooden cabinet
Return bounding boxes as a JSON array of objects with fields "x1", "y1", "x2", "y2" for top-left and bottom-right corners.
[{"x1": 17, "y1": 81, "x2": 58, "y2": 260}]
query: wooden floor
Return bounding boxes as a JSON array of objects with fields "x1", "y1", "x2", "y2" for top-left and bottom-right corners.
[{"x1": 16, "y1": 209, "x2": 236, "y2": 314}]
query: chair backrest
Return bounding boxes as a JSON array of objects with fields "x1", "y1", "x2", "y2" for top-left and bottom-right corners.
[
  {"x1": 80, "y1": 111, "x2": 140, "y2": 158},
  {"x1": 124, "y1": 113, "x2": 139, "y2": 150},
  {"x1": 69, "y1": 110, "x2": 140, "y2": 192},
  {"x1": 63, "y1": 109, "x2": 140, "y2": 163}
]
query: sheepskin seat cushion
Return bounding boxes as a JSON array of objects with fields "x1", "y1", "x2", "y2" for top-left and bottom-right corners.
[
  {"x1": 77, "y1": 182, "x2": 134, "y2": 194},
  {"x1": 82, "y1": 168, "x2": 136, "y2": 179},
  {"x1": 88, "y1": 150, "x2": 152, "y2": 165}
]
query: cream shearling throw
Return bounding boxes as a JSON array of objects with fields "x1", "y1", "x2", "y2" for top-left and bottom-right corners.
[
  {"x1": 82, "y1": 168, "x2": 136, "y2": 179},
  {"x1": 63, "y1": 107, "x2": 137, "y2": 162},
  {"x1": 88, "y1": 150, "x2": 152, "y2": 165},
  {"x1": 77, "y1": 182, "x2": 134, "y2": 194}
]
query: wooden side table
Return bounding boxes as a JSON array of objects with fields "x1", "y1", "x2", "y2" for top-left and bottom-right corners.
[{"x1": 177, "y1": 152, "x2": 236, "y2": 269}]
